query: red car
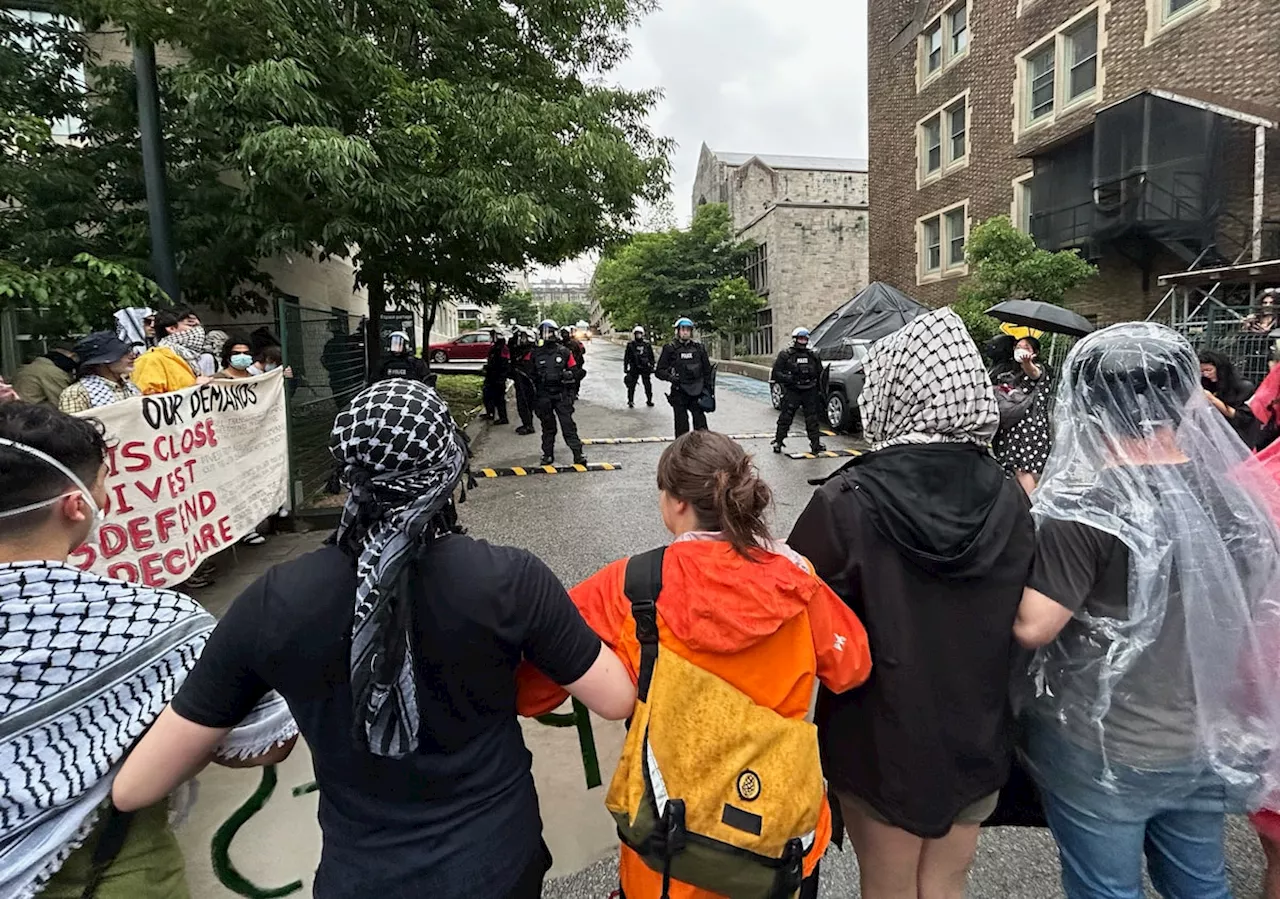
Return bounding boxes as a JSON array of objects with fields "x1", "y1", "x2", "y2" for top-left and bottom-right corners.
[{"x1": 428, "y1": 330, "x2": 495, "y2": 363}]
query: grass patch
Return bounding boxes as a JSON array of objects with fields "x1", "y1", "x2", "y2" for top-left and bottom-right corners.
[{"x1": 435, "y1": 374, "x2": 485, "y2": 427}]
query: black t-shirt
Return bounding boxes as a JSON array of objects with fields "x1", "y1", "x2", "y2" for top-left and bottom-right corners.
[{"x1": 172, "y1": 537, "x2": 601, "y2": 899}]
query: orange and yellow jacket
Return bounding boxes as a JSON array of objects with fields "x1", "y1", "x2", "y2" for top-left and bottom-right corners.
[
  {"x1": 131, "y1": 346, "x2": 197, "y2": 396},
  {"x1": 519, "y1": 537, "x2": 872, "y2": 899}
]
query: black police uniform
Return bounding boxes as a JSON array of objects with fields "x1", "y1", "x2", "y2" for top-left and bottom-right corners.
[
  {"x1": 623, "y1": 337, "x2": 655, "y2": 407},
  {"x1": 656, "y1": 339, "x2": 711, "y2": 436},
  {"x1": 483, "y1": 340, "x2": 510, "y2": 424},
  {"x1": 376, "y1": 351, "x2": 429, "y2": 382},
  {"x1": 531, "y1": 339, "x2": 586, "y2": 463},
  {"x1": 509, "y1": 335, "x2": 537, "y2": 434},
  {"x1": 560, "y1": 332, "x2": 586, "y2": 398},
  {"x1": 772, "y1": 344, "x2": 825, "y2": 452}
]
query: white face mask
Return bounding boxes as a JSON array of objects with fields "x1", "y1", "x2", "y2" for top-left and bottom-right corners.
[{"x1": 0, "y1": 437, "x2": 102, "y2": 548}]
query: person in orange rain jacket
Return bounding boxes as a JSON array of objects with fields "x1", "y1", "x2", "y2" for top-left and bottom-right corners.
[{"x1": 519, "y1": 430, "x2": 872, "y2": 899}]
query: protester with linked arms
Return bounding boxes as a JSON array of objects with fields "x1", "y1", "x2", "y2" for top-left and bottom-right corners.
[
  {"x1": 531, "y1": 320, "x2": 587, "y2": 466},
  {"x1": 520, "y1": 429, "x2": 871, "y2": 899},
  {"x1": 788, "y1": 308, "x2": 1036, "y2": 899},
  {"x1": 656, "y1": 317, "x2": 714, "y2": 437},
  {"x1": 0, "y1": 402, "x2": 296, "y2": 899},
  {"x1": 1014, "y1": 322, "x2": 1280, "y2": 899},
  {"x1": 58, "y1": 332, "x2": 141, "y2": 413},
  {"x1": 623, "y1": 325, "x2": 655, "y2": 408},
  {"x1": 772, "y1": 327, "x2": 827, "y2": 455},
  {"x1": 113, "y1": 379, "x2": 635, "y2": 899},
  {"x1": 12, "y1": 343, "x2": 77, "y2": 406}
]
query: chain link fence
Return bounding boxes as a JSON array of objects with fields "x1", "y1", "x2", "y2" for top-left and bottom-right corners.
[
  {"x1": 206, "y1": 300, "x2": 367, "y2": 517},
  {"x1": 1163, "y1": 303, "x2": 1276, "y2": 389}
]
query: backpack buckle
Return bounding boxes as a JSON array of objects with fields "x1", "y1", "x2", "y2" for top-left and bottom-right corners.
[{"x1": 632, "y1": 598, "x2": 659, "y2": 645}]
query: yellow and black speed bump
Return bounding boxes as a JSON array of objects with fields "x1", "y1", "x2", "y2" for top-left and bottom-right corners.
[
  {"x1": 477, "y1": 462, "x2": 622, "y2": 478},
  {"x1": 581, "y1": 431, "x2": 835, "y2": 446},
  {"x1": 786, "y1": 449, "x2": 863, "y2": 460}
]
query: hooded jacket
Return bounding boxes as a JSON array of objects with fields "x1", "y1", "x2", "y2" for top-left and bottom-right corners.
[
  {"x1": 131, "y1": 346, "x2": 198, "y2": 396},
  {"x1": 518, "y1": 537, "x2": 871, "y2": 899},
  {"x1": 788, "y1": 443, "x2": 1035, "y2": 838}
]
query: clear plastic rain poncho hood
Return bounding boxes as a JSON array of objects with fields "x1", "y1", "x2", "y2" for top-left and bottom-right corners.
[{"x1": 1029, "y1": 321, "x2": 1280, "y2": 804}]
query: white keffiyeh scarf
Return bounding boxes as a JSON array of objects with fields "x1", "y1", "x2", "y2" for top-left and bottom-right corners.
[
  {"x1": 159, "y1": 327, "x2": 207, "y2": 371},
  {"x1": 860, "y1": 308, "x2": 999, "y2": 452},
  {"x1": 0, "y1": 562, "x2": 297, "y2": 899}
]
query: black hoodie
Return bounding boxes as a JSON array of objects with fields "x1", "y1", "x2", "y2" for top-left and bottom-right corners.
[{"x1": 788, "y1": 442, "x2": 1035, "y2": 837}]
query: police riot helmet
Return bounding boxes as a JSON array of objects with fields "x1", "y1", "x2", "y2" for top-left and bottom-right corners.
[
  {"x1": 633, "y1": 326, "x2": 645, "y2": 337},
  {"x1": 674, "y1": 317, "x2": 695, "y2": 341},
  {"x1": 539, "y1": 319, "x2": 559, "y2": 341},
  {"x1": 792, "y1": 327, "x2": 811, "y2": 346},
  {"x1": 389, "y1": 330, "x2": 411, "y2": 354}
]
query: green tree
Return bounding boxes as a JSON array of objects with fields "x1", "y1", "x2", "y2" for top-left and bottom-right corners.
[
  {"x1": 592, "y1": 203, "x2": 754, "y2": 338},
  {"x1": 708, "y1": 276, "x2": 764, "y2": 357},
  {"x1": 955, "y1": 215, "x2": 1098, "y2": 344},
  {"x1": 542, "y1": 300, "x2": 591, "y2": 328},
  {"x1": 3, "y1": 0, "x2": 670, "y2": 362},
  {"x1": 499, "y1": 290, "x2": 538, "y2": 328}
]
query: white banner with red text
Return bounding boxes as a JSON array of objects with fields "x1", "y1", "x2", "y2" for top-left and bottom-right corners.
[{"x1": 69, "y1": 371, "x2": 289, "y2": 588}]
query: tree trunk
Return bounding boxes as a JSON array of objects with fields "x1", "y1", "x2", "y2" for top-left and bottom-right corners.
[{"x1": 422, "y1": 284, "x2": 441, "y2": 372}]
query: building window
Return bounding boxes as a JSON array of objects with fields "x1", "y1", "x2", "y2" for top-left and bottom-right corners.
[
  {"x1": 744, "y1": 243, "x2": 769, "y2": 294},
  {"x1": 8, "y1": 9, "x2": 84, "y2": 140},
  {"x1": 949, "y1": 5, "x2": 969, "y2": 57},
  {"x1": 918, "y1": 202, "x2": 969, "y2": 282},
  {"x1": 750, "y1": 308, "x2": 774, "y2": 356},
  {"x1": 1017, "y1": 5, "x2": 1103, "y2": 134},
  {"x1": 1026, "y1": 44, "x2": 1056, "y2": 123},
  {"x1": 946, "y1": 208, "x2": 967, "y2": 266},
  {"x1": 1147, "y1": 0, "x2": 1217, "y2": 41},
  {"x1": 949, "y1": 100, "x2": 967, "y2": 162},
  {"x1": 923, "y1": 22, "x2": 943, "y2": 77},
  {"x1": 923, "y1": 116, "x2": 943, "y2": 175},
  {"x1": 918, "y1": 1, "x2": 969, "y2": 88},
  {"x1": 918, "y1": 92, "x2": 969, "y2": 185},
  {"x1": 1065, "y1": 15, "x2": 1099, "y2": 102}
]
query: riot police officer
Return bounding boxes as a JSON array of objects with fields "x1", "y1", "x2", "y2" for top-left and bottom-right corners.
[
  {"x1": 656, "y1": 317, "x2": 713, "y2": 437},
  {"x1": 509, "y1": 329, "x2": 537, "y2": 435},
  {"x1": 559, "y1": 327, "x2": 586, "y2": 398},
  {"x1": 772, "y1": 327, "x2": 827, "y2": 454},
  {"x1": 623, "y1": 325, "x2": 655, "y2": 408},
  {"x1": 532, "y1": 320, "x2": 587, "y2": 466},
  {"x1": 376, "y1": 330, "x2": 430, "y2": 382}
]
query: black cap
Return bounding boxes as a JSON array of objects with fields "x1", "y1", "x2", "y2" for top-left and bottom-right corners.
[{"x1": 75, "y1": 331, "x2": 132, "y2": 367}]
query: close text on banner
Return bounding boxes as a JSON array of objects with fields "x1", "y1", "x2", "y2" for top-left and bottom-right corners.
[{"x1": 69, "y1": 371, "x2": 289, "y2": 588}]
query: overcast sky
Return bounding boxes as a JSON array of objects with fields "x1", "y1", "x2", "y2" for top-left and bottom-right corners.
[{"x1": 532, "y1": 0, "x2": 869, "y2": 284}]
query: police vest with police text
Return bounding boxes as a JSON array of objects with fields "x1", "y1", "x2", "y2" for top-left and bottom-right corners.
[
  {"x1": 676, "y1": 346, "x2": 704, "y2": 384},
  {"x1": 786, "y1": 349, "x2": 819, "y2": 390}
]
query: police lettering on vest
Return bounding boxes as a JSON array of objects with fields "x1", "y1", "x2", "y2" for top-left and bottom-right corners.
[
  {"x1": 677, "y1": 349, "x2": 703, "y2": 384},
  {"x1": 793, "y1": 353, "x2": 817, "y2": 389}
]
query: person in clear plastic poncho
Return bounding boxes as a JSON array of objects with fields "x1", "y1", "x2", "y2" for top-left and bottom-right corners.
[{"x1": 1014, "y1": 322, "x2": 1280, "y2": 899}]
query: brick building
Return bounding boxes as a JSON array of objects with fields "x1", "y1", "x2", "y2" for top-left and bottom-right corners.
[
  {"x1": 691, "y1": 146, "x2": 870, "y2": 355},
  {"x1": 868, "y1": 0, "x2": 1280, "y2": 325}
]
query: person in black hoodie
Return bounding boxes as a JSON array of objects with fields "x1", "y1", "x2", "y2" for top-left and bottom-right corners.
[
  {"x1": 788, "y1": 308, "x2": 1035, "y2": 899},
  {"x1": 1199, "y1": 348, "x2": 1258, "y2": 448}
]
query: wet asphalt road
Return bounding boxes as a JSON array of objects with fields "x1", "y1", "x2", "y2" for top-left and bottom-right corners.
[{"x1": 461, "y1": 340, "x2": 1266, "y2": 899}]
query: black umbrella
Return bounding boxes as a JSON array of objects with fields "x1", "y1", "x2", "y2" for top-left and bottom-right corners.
[{"x1": 985, "y1": 300, "x2": 1095, "y2": 338}]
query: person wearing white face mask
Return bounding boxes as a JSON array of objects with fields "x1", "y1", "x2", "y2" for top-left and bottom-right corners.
[
  {"x1": 0, "y1": 403, "x2": 297, "y2": 899},
  {"x1": 57, "y1": 331, "x2": 141, "y2": 413}
]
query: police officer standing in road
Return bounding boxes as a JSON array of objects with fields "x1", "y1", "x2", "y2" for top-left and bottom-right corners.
[
  {"x1": 772, "y1": 327, "x2": 827, "y2": 455},
  {"x1": 532, "y1": 320, "x2": 588, "y2": 466},
  {"x1": 623, "y1": 326, "x2": 655, "y2": 408},
  {"x1": 509, "y1": 329, "x2": 537, "y2": 435},
  {"x1": 656, "y1": 317, "x2": 713, "y2": 437},
  {"x1": 376, "y1": 330, "x2": 430, "y2": 382},
  {"x1": 482, "y1": 331, "x2": 510, "y2": 424}
]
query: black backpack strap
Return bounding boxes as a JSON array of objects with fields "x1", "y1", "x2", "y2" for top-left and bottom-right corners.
[{"x1": 623, "y1": 547, "x2": 666, "y2": 702}]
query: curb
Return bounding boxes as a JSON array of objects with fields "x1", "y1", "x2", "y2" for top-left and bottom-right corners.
[{"x1": 715, "y1": 359, "x2": 772, "y2": 383}]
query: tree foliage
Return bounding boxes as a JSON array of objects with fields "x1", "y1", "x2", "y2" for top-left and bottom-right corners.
[
  {"x1": 1, "y1": 0, "x2": 670, "y2": 351},
  {"x1": 591, "y1": 203, "x2": 757, "y2": 338},
  {"x1": 498, "y1": 290, "x2": 538, "y2": 328},
  {"x1": 954, "y1": 215, "x2": 1098, "y2": 347},
  {"x1": 708, "y1": 276, "x2": 765, "y2": 356}
]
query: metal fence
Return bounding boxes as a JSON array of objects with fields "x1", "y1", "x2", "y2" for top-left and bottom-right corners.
[
  {"x1": 1161, "y1": 303, "x2": 1275, "y2": 389},
  {"x1": 206, "y1": 299, "x2": 367, "y2": 516}
]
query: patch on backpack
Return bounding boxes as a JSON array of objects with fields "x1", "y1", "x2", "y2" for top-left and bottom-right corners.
[{"x1": 737, "y1": 769, "x2": 762, "y2": 802}]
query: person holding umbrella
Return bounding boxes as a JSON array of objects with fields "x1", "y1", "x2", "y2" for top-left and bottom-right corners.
[{"x1": 992, "y1": 335, "x2": 1051, "y2": 495}]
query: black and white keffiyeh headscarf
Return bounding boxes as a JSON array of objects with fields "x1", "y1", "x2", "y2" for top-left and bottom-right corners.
[
  {"x1": 0, "y1": 563, "x2": 297, "y2": 899},
  {"x1": 331, "y1": 379, "x2": 468, "y2": 758},
  {"x1": 80, "y1": 373, "x2": 140, "y2": 408},
  {"x1": 861, "y1": 307, "x2": 999, "y2": 452},
  {"x1": 159, "y1": 326, "x2": 206, "y2": 369}
]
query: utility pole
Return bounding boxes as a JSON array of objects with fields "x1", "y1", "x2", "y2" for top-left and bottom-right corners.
[{"x1": 133, "y1": 40, "x2": 180, "y2": 303}]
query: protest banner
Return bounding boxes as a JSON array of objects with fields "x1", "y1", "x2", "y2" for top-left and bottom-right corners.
[{"x1": 68, "y1": 371, "x2": 289, "y2": 588}]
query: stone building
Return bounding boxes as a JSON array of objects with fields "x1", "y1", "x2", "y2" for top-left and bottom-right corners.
[
  {"x1": 868, "y1": 0, "x2": 1280, "y2": 325},
  {"x1": 691, "y1": 146, "x2": 870, "y2": 355}
]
